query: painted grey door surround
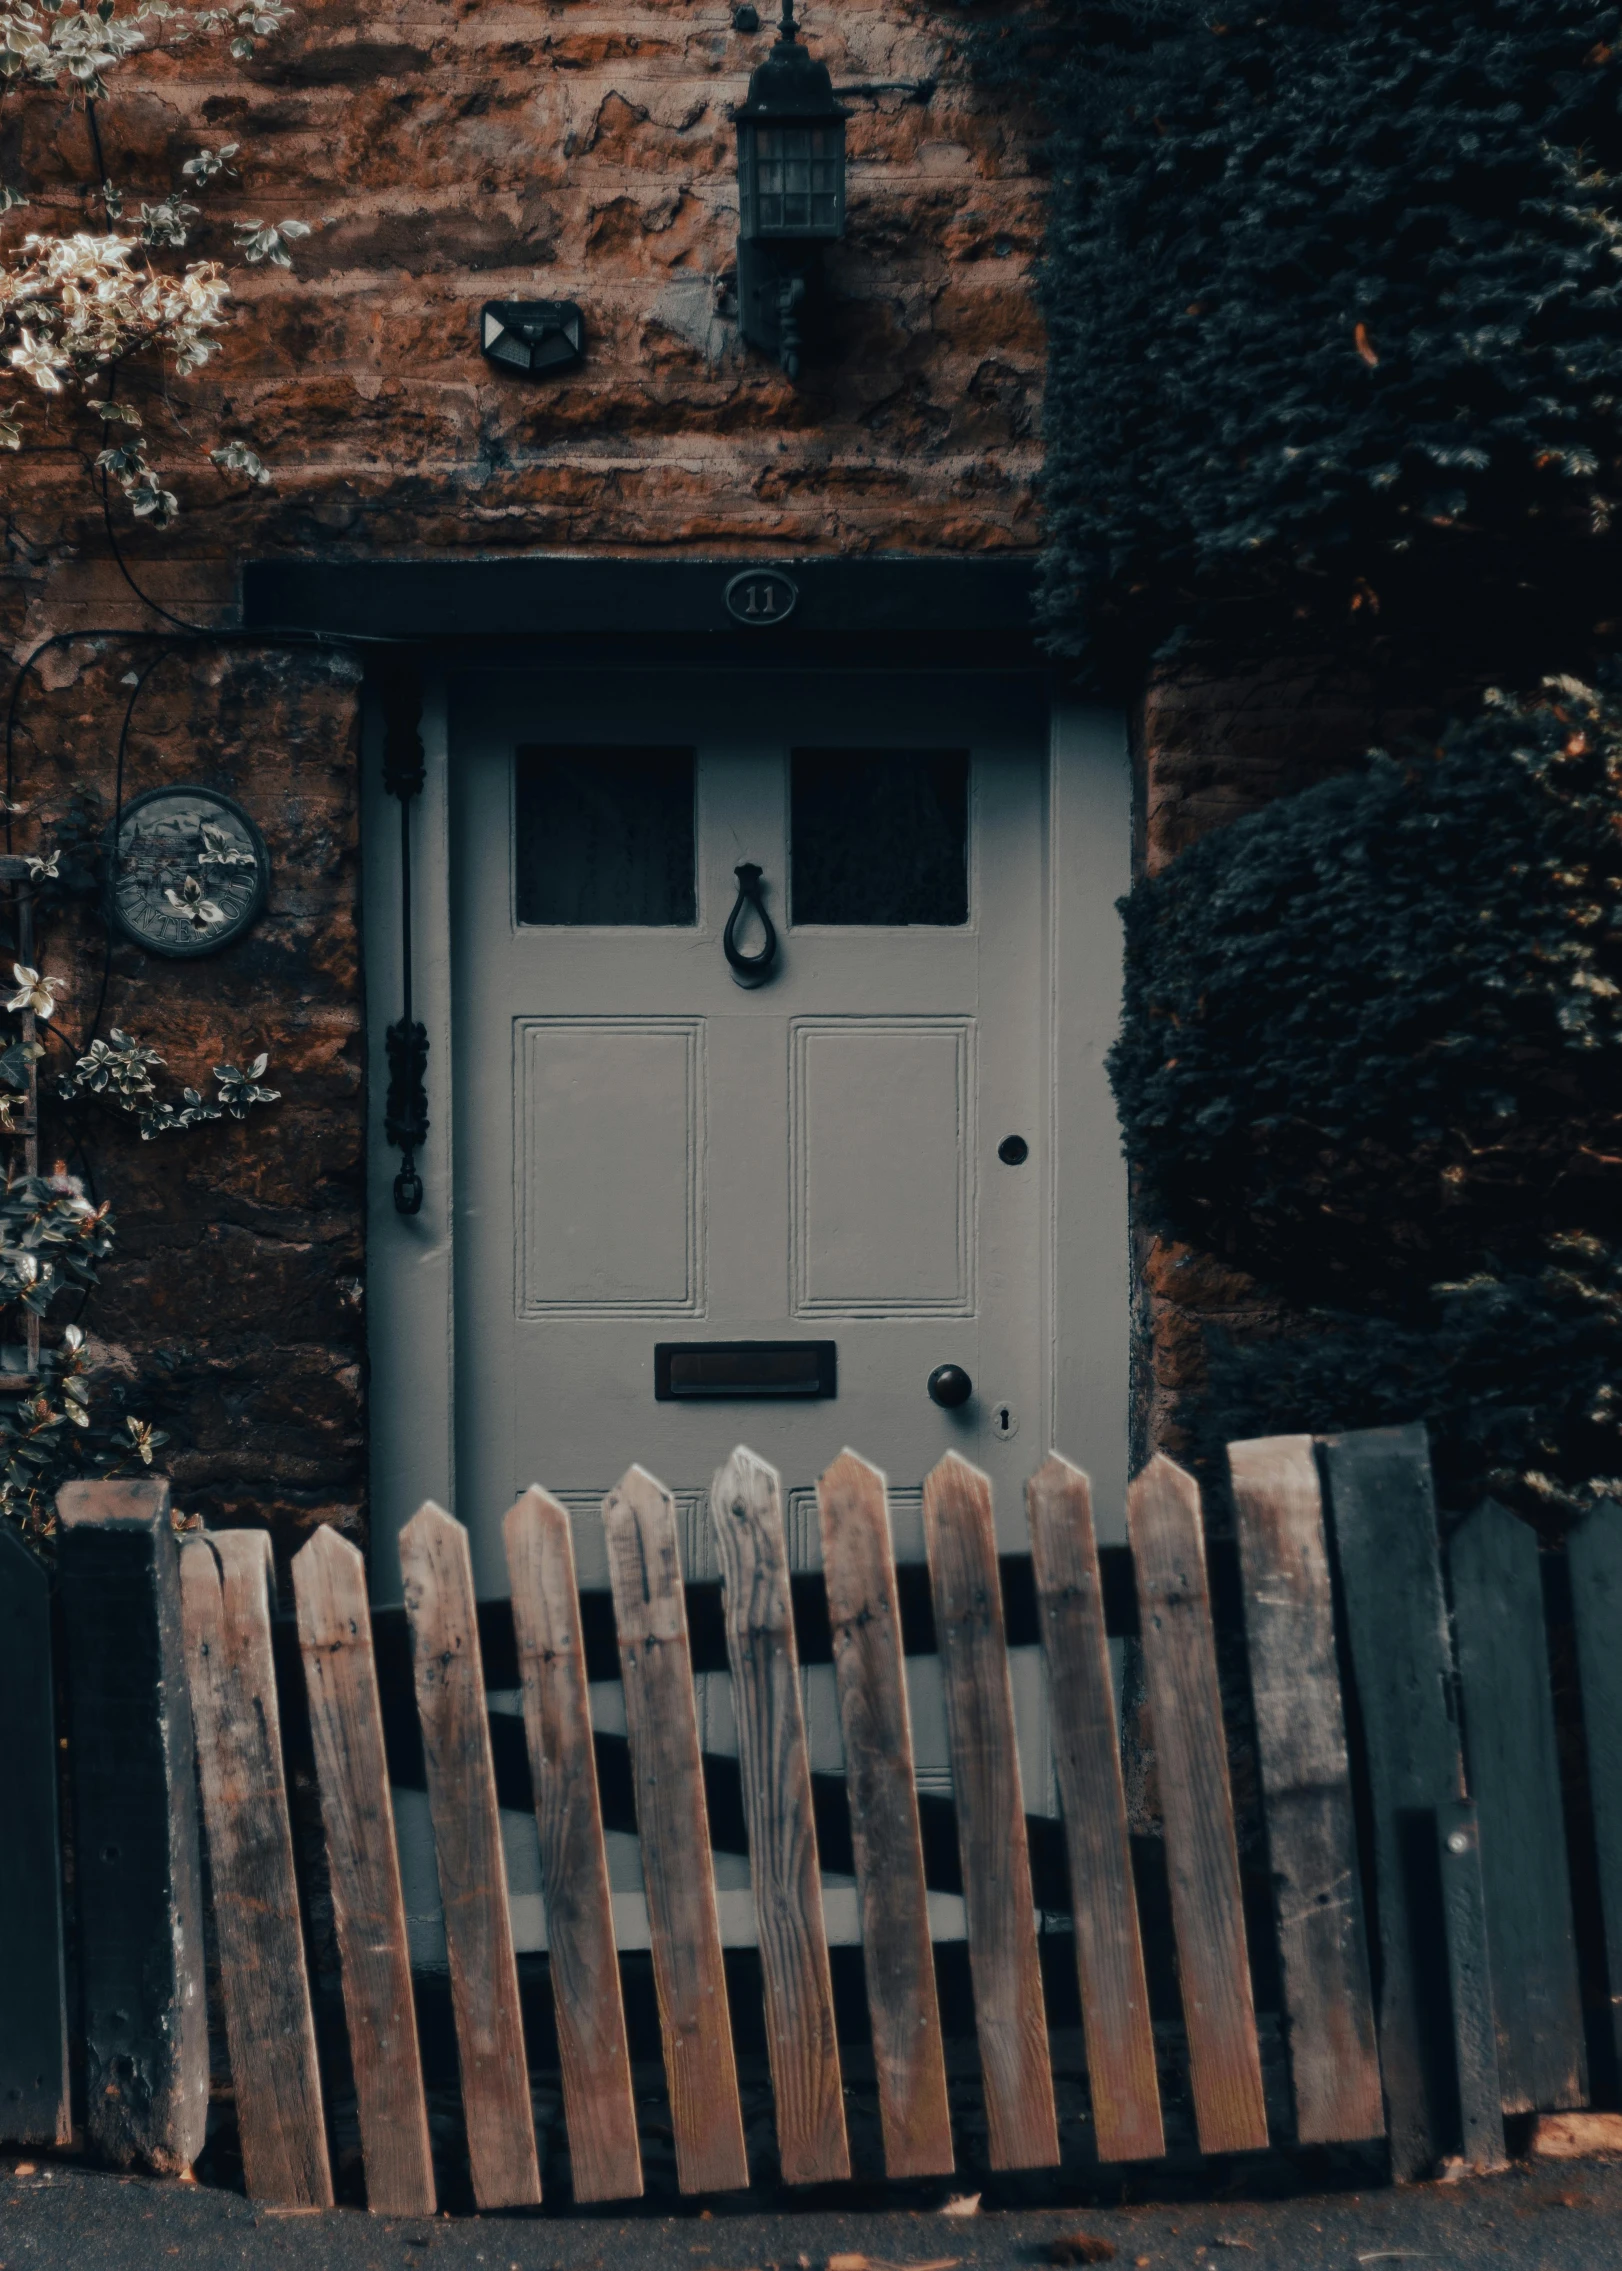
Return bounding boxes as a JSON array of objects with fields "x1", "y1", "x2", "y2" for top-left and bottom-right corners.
[{"x1": 353, "y1": 565, "x2": 1131, "y2": 1601}]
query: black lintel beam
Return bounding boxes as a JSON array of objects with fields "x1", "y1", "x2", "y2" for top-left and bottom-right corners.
[{"x1": 241, "y1": 553, "x2": 1040, "y2": 650}]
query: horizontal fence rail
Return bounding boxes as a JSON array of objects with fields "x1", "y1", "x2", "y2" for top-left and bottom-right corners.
[{"x1": 30, "y1": 1424, "x2": 1622, "y2": 2212}]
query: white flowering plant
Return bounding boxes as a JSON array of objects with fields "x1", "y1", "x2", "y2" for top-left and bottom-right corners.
[
  {"x1": 0, "y1": 1176, "x2": 162, "y2": 1539},
  {"x1": 0, "y1": 0, "x2": 302, "y2": 520},
  {"x1": 0, "y1": 1316, "x2": 175, "y2": 1537},
  {"x1": 59, "y1": 1024, "x2": 280, "y2": 1138},
  {"x1": 0, "y1": 866, "x2": 282, "y2": 1539}
]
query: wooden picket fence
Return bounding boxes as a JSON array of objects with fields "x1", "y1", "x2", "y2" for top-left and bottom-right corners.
[
  {"x1": 12, "y1": 1420, "x2": 1622, "y2": 2211},
  {"x1": 168, "y1": 1435, "x2": 1394, "y2": 2214}
]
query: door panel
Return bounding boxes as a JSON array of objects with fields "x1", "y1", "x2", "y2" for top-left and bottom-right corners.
[
  {"x1": 791, "y1": 1018, "x2": 974, "y2": 1313},
  {"x1": 449, "y1": 670, "x2": 1048, "y2": 1595},
  {"x1": 517, "y1": 1018, "x2": 703, "y2": 1313}
]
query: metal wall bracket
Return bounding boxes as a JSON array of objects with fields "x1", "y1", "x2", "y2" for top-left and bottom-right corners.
[{"x1": 737, "y1": 241, "x2": 828, "y2": 379}]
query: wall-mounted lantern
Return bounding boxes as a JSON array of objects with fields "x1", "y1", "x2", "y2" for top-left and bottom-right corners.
[{"x1": 733, "y1": 0, "x2": 848, "y2": 379}]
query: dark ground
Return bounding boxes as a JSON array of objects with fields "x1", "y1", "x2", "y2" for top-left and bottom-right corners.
[{"x1": 2, "y1": 2156, "x2": 1621, "y2": 2271}]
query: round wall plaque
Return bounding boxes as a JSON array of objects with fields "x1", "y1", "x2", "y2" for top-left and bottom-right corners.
[
  {"x1": 107, "y1": 786, "x2": 269, "y2": 959},
  {"x1": 724, "y1": 567, "x2": 799, "y2": 627}
]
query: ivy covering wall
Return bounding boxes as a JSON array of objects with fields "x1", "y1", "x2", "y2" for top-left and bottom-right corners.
[
  {"x1": 1022, "y1": 0, "x2": 1622, "y2": 677},
  {"x1": 1005, "y1": 3, "x2": 1622, "y2": 1503},
  {"x1": 1108, "y1": 676, "x2": 1622, "y2": 1518}
]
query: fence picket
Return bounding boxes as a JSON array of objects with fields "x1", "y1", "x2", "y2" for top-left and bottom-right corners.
[
  {"x1": 505, "y1": 1487, "x2": 643, "y2": 2204},
  {"x1": 604, "y1": 1465, "x2": 749, "y2": 2195},
  {"x1": 57, "y1": 1478, "x2": 208, "y2": 2173},
  {"x1": 1226, "y1": 1436, "x2": 1382, "y2": 2145},
  {"x1": 1320, "y1": 1423, "x2": 1464, "y2": 2182},
  {"x1": 1128, "y1": 1456, "x2": 1269, "y2": 2156},
  {"x1": 711, "y1": 1448, "x2": 850, "y2": 2184},
  {"x1": 1449, "y1": 1500, "x2": 1586, "y2": 2114},
  {"x1": 1434, "y1": 1800, "x2": 1508, "y2": 2172},
  {"x1": 0, "y1": 1521, "x2": 68, "y2": 2147},
  {"x1": 1568, "y1": 1506, "x2": 1622, "y2": 2084},
  {"x1": 180, "y1": 1531, "x2": 332, "y2": 2207},
  {"x1": 817, "y1": 1449, "x2": 955, "y2": 2179},
  {"x1": 293, "y1": 1524, "x2": 436, "y2": 2215},
  {"x1": 1026, "y1": 1453, "x2": 1163, "y2": 2164},
  {"x1": 922, "y1": 1451, "x2": 1059, "y2": 2171},
  {"x1": 400, "y1": 1503, "x2": 542, "y2": 2209}
]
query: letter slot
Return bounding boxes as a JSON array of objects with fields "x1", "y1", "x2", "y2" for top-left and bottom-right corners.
[{"x1": 654, "y1": 1340, "x2": 837, "y2": 1400}]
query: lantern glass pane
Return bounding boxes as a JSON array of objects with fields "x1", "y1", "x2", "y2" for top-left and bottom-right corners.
[{"x1": 748, "y1": 121, "x2": 844, "y2": 237}]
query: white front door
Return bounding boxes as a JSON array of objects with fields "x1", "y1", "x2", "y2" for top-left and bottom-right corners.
[
  {"x1": 363, "y1": 666, "x2": 1128, "y2": 1602},
  {"x1": 447, "y1": 669, "x2": 1059, "y2": 1590}
]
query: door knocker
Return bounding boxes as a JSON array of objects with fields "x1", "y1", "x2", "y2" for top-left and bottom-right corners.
[{"x1": 723, "y1": 861, "x2": 779, "y2": 987}]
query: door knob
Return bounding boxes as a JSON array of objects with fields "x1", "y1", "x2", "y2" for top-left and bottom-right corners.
[{"x1": 927, "y1": 1363, "x2": 973, "y2": 1409}]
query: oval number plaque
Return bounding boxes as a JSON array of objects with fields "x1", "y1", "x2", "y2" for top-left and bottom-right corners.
[{"x1": 724, "y1": 568, "x2": 799, "y2": 627}]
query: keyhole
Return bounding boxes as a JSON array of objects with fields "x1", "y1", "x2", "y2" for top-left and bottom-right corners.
[{"x1": 991, "y1": 1401, "x2": 1019, "y2": 1441}]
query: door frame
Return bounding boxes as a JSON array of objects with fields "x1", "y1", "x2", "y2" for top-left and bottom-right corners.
[{"x1": 355, "y1": 575, "x2": 1132, "y2": 1601}]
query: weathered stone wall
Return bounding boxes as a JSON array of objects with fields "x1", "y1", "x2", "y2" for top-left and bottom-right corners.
[
  {"x1": 9, "y1": 0, "x2": 1043, "y2": 594},
  {"x1": 3, "y1": 639, "x2": 366, "y2": 1572},
  {"x1": 2, "y1": 0, "x2": 1046, "y2": 1565}
]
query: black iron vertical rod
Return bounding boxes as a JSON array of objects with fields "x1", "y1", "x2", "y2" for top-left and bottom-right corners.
[{"x1": 380, "y1": 665, "x2": 428, "y2": 1215}]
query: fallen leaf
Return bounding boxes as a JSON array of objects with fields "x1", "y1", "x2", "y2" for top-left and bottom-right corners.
[
  {"x1": 940, "y1": 2196, "x2": 981, "y2": 2218},
  {"x1": 1354, "y1": 321, "x2": 1379, "y2": 366},
  {"x1": 11, "y1": 2166, "x2": 33, "y2": 2178}
]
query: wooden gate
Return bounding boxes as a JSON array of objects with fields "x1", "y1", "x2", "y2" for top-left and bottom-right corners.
[{"x1": 170, "y1": 1436, "x2": 1383, "y2": 2211}]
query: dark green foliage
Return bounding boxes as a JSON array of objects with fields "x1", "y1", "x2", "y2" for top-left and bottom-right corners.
[
  {"x1": 1200, "y1": 1242, "x2": 1622, "y2": 1525},
  {"x1": 1111, "y1": 676, "x2": 1622, "y2": 1517},
  {"x1": 1112, "y1": 677, "x2": 1622, "y2": 1295},
  {"x1": 1029, "y1": 0, "x2": 1622, "y2": 675}
]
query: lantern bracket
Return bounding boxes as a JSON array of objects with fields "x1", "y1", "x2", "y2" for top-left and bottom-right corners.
[{"x1": 737, "y1": 246, "x2": 818, "y2": 379}]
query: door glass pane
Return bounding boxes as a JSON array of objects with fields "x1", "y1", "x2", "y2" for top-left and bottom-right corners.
[
  {"x1": 791, "y1": 748, "x2": 969, "y2": 925},
  {"x1": 515, "y1": 746, "x2": 696, "y2": 925}
]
